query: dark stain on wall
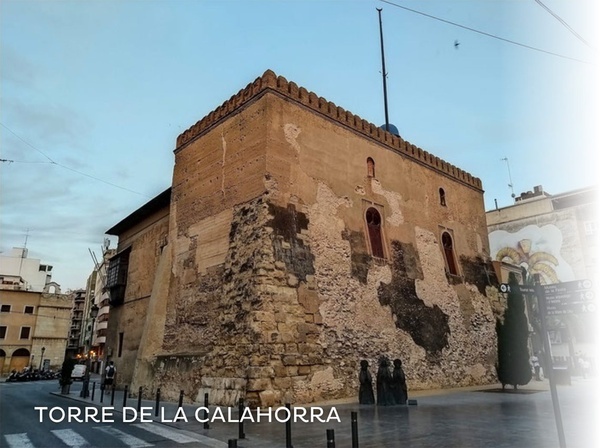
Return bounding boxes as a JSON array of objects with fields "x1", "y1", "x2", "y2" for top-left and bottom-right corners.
[
  {"x1": 460, "y1": 255, "x2": 498, "y2": 295},
  {"x1": 341, "y1": 229, "x2": 370, "y2": 284},
  {"x1": 267, "y1": 203, "x2": 315, "y2": 282},
  {"x1": 378, "y1": 240, "x2": 449, "y2": 358}
]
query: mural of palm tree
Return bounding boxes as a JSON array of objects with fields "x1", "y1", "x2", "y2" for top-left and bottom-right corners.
[{"x1": 495, "y1": 239, "x2": 559, "y2": 284}]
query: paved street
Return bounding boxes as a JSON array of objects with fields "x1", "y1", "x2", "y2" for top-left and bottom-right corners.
[{"x1": 1, "y1": 374, "x2": 598, "y2": 447}]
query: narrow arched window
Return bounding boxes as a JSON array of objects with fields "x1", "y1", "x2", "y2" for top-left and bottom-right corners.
[
  {"x1": 366, "y1": 207, "x2": 385, "y2": 258},
  {"x1": 367, "y1": 157, "x2": 375, "y2": 177},
  {"x1": 439, "y1": 188, "x2": 446, "y2": 206},
  {"x1": 442, "y1": 231, "x2": 458, "y2": 275}
]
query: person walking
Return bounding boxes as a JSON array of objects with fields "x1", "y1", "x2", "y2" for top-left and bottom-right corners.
[
  {"x1": 104, "y1": 361, "x2": 116, "y2": 394},
  {"x1": 531, "y1": 353, "x2": 541, "y2": 381}
]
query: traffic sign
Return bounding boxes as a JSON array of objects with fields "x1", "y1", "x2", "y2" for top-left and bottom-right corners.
[
  {"x1": 498, "y1": 283, "x2": 535, "y2": 294},
  {"x1": 499, "y1": 279, "x2": 596, "y2": 315},
  {"x1": 543, "y1": 279, "x2": 595, "y2": 315}
]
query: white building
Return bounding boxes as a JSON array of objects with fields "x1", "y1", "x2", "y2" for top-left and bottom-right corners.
[{"x1": 0, "y1": 248, "x2": 54, "y2": 292}]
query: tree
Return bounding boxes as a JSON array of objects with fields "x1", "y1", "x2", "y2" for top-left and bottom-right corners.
[
  {"x1": 496, "y1": 272, "x2": 532, "y2": 389},
  {"x1": 59, "y1": 358, "x2": 76, "y2": 394}
]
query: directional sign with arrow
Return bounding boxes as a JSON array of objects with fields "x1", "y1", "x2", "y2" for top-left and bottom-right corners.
[{"x1": 543, "y1": 279, "x2": 595, "y2": 315}]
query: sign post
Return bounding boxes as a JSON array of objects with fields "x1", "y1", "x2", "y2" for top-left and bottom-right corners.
[{"x1": 533, "y1": 274, "x2": 567, "y2": 448}]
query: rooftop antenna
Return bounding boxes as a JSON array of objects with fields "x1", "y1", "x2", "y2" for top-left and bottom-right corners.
[
  {"x1": 377, "y1": 8, "x2": 390, "y2": 132},
  {"x1": 501, "y1": 157, "x2": 516, "y2": 200},
  {"x1": 17, "y1": 228, "x2": 29, "y2": 285}
]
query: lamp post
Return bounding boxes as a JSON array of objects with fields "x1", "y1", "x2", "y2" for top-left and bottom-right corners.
[
  {"x1": 39, "y1": 347, "x2": 46, "y2": 371},
  {"x1": 80, "y1": 304, "x2": 99, "y2": 398}
]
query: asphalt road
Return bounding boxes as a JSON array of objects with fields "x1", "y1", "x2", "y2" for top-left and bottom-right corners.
[
  {"x1": 1, "y1": 376, "x2": 599, "y2": 447},
  {"x1": 0, "y1": 379, "x2": 225, "y2": 448}
]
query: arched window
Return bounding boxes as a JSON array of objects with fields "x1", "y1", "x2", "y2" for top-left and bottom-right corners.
[
  {"x1": 439, "y1": 188, "x2": 446, "y2": 206},
  {"x1": 367, "y1": 157, "x2": 375, "y2": 177},
  {"x1": 366, "y1": 207, "x2": 385, "y2": 258},
  {"x1": 441, "y1": 231, "x2": 458, "y2": 275}
]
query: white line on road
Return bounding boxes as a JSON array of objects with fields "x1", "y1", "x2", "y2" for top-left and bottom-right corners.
[
  {"x1": 51, "y1": 429, "x2": 91, "y2": 447},
  {"x1": 93, "y1": 426, "x2": 152, "y2": 447},
  {"x1": 4, "y1": 433, "x2": 35, "y2": 448},
  {"x1": 133, "y1": 423, "x2": 197, "y2": 443}
]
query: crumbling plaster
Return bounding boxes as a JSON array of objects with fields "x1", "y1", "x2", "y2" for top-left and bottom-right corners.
[{"x1": 134, "y1": 83, "x2": 497, "y2": 406}]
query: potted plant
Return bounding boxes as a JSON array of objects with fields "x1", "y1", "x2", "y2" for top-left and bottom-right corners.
[{"x1": 59, "y1": 358, "x2": 76, "y2": 394}]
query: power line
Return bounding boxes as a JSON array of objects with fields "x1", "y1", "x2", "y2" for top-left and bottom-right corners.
[
  {"x1": 378, "y1": 0, "x2": 591, "y2": 64},
  {"x1": 533, "y1": 0, "x2": 590, "y2": 48},
  {"x1": 1, "y1": 123, "x2": 55, "y2": 163},
  {"x1": 1, "y1": 122, "x2": 149, "y2": 197}
]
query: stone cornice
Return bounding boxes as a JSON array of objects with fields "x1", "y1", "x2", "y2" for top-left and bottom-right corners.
[{"x1": 176, "y1": 69, "x2": 482, "y2": 191}]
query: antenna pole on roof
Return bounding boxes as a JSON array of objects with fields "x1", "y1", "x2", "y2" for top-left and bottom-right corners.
[{"x1": 377, "y1": 8, "x2": 390, "y2": 132}]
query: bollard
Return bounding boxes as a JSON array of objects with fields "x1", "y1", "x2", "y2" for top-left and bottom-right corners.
[
  {"x1": 203, "y1": 393, "x2": 210, "y2": 429},
  {"x1": 91, "y1": 382, "x2": 96, "y2": 402},
  {"x1": 122, "y1": 385, "x2": 128, "y2": 407},
  {"x1": 227, "y1": 440, "x2": 237, "y2": 448},
  {"x1": 100, "y1": 384, "x2": 104, "y2": 403},
  {"x1": 137, "y1": 386, "x2": 143, "y2": 412},
  {"x1": 110, "y1": 385, "x2": 116, "y2": 406},
  {"x1": 155, "y1": 388, "x2": 161, "y2": 417},
  {"x1": 326, "y1": 429, "x2": 335, "y2": 448},
  {"x1": 351, "y1": 411, "x2": 359, "y2": 448},
  {"x1": 285, "y1": 403, "x2": 293, "y2": 448},
  {"x1": 178, "y1": 390, "x2": 184, "y2": 409},
  {"x1": 238, "y1": 398, "x2": 245, "y2": 439}
]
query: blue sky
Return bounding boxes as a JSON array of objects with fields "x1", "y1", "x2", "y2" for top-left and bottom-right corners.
[{"x1": 1, "y1": 0, "x2": 598, "y2": 290}]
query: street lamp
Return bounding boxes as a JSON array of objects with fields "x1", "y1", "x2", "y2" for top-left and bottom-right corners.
[
  {"x1": 80, "y1": 304, "x2": 99, "y2": 398},
  {"x1": 39, "y1": 347, "x2": 46, "y2": 371}
]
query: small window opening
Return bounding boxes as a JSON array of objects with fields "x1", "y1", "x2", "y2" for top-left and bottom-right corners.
[
  {"x1": 442, "y1": 232, "x2": 458, "y2": 275},
  {"x1": 366, "y1": 207, "x2": 385, "y2": 258},
  {"x1": 367, "y1": 157, "x2": 375, "y2": 178},
  {"x1": 0, "y1": 305, "x2": 10, "y2": 313},
  {"x1": 439, "y1": 188, "x2": 446, "y2": 206},
  {"x1": 20, "y1": 327, "x2": 31, "y2": 340},
  {"x1": 24, "y1": 306, "x2": 34, "y2": 314}
]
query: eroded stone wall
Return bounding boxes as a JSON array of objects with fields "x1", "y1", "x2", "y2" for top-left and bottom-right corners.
[{"x1": 149, "y1": 90, "x2": 499, "y2": 406}]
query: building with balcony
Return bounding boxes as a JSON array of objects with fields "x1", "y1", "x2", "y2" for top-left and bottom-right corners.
[{"x1": 0, "y1": 247, "x2": 56, "y2": 292}]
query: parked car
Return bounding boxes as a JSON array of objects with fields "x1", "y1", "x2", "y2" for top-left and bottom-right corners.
[{"x1": 71, "y1": 364, "x2": 87, "y2": 380}]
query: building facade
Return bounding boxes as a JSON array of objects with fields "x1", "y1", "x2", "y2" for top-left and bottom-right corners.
[
  {"x1": 487, "y1": 185, "x2": 599, "y2": 369},
  {"x1": 106, "y1": 70, "x2": 501, "y2": 406},
  {"x1": 0, "y1": 247, "x2": 55, "y2": 292},
  {"x1": 0, "y1": 289, "x2": 71, "y2": 374},
  {"x1": 66, "y1": 289, "x2": 86, "y2": 359}
]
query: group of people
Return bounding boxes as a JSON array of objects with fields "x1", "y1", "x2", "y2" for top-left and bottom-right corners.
[{"x1": 359, "y1": 357, "x2": 408, "y2": 405}]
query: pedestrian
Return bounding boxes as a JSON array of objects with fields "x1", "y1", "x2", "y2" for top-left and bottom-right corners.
[
  {"x1": 391, "y1": 358, "x2": 408, "y2": 404},
  {"x1": 376, "y1": 356, "x2": 394, "y2": 406},
  {"x1": 531, "y1": 353, "x2": 541, "y2": 381},
  {"x1": 358, "y1": 360, "x2": 375, "y2": 405},
  {"x1": 105, "y1": 361, "x2": 116, "y2": 394}
]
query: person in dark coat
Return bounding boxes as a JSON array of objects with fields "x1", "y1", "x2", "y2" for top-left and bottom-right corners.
[
  {"x1": 376, "y1": 356, "x2": 393, "y2": 406},
  {"x1": 358, "y1": 360, "x2": 375, "y2": 404},
  {"x1": 391, "y1": 358, "x2": 408, "y2": 405}
]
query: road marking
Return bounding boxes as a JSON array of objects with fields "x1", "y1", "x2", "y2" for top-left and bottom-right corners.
[
  {"x1": 133, "y1": 423, "x2": 197, "y2": 443},
  {"x1": 93, "y1": 426, "x2": 152, "y2": 447},
  {"x1": 51, "y1": 429, "x2": 91, "y2": 447},
  {"x1": 4, "y1": 433, "x2": 35, "y2": 448}
]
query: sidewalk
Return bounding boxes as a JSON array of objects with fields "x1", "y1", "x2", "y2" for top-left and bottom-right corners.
[{"x1": 53, "y1": 375, "x2": 598, "y2": 448}]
